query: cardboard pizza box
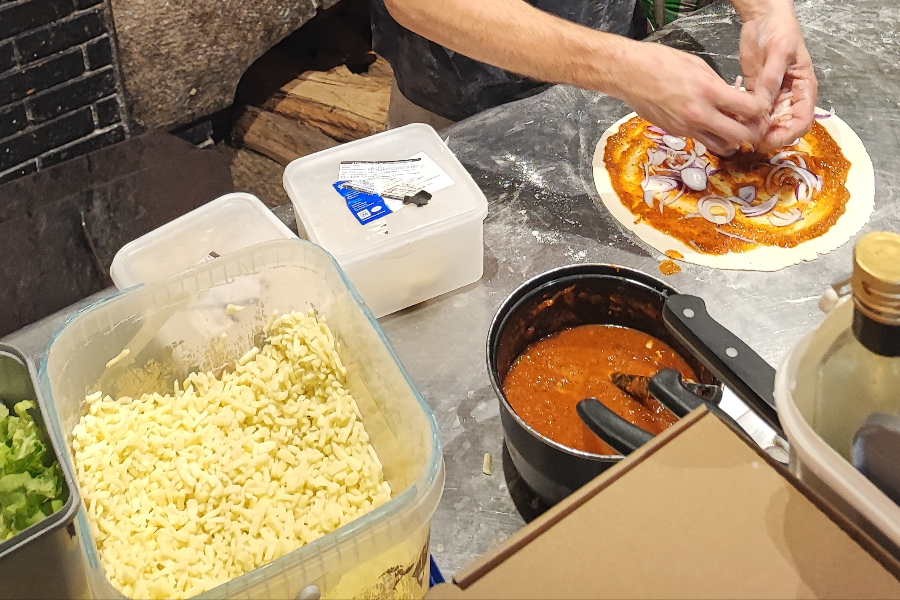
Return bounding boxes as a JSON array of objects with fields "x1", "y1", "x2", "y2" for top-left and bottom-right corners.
[{"x1": 429, "y1": 406, "x2": 900, "y2": 599}]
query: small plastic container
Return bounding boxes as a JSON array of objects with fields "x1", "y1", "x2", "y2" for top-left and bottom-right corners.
[
  {"x1": 0, "y1": 345, "x2": 88, "y2": 600},
  {"x1": 109, "y1": 192, "x2": 297, "y2": 289},
  {"x1": 284, "y1": 124, "x2": 488, "y2": 318},
  {"x1": 41, "y1": 239, "x2": 444, "y2": 599},
  {"x1": 775, "y1": 297, "x2": 900, "y2": 558}
]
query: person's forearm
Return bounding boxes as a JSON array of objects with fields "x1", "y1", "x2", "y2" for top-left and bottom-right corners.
[
  {"x1": 383, "y1": 0, "x2": 637, "y2": 98},
  {"x1": 729, "y1": 0, "x2": 794, "y2": 21}
]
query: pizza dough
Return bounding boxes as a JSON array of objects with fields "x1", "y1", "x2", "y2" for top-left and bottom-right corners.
[{"x1": 592, "y1": 110, "x2": 875, "y2": 271}]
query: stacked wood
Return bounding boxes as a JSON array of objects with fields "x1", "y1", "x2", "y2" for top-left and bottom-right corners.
[
  {"x1": 231, "y1": 106, "x2": 338, "y2": 166},
  {"x1": 227, "y1": 0, "x2": 394, "y2": 187},
  {"x1": 218, "y1": 144, "x2": 291, "y2": 209},
  {"x1": 260, "y1": 56, "x2": 392, "y2": 143}
]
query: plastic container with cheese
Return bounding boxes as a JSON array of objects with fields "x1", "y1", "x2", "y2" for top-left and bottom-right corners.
[{"x1": 40, "y1": 239, "x2": 444, "y2": 599}]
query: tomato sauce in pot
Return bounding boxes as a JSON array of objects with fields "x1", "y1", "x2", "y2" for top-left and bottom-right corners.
[{"x1": 503, "y1": 324, "x2": 697, "y2": 455}]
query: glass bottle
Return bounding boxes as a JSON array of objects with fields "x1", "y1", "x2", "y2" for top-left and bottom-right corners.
[{"x1": 814, "y1": 231, "x2": 900, "y2": 461}]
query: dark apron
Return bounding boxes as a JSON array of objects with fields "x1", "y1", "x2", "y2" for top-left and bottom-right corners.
[{"x1": 371, "y1": 0, "x2": 642, "y2": 122}]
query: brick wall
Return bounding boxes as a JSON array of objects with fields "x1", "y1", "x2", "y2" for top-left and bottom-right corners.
[{"x1": 0, "y1": 0, "x2": 129, "y2": 185}]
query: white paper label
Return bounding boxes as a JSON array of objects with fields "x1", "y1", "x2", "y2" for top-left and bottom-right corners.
[{"x1": 338, "y1": 152, "x2": 454, "y2": 202}]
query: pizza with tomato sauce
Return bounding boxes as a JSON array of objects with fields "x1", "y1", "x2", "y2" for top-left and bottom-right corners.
[{"x1": 592, "y1": 110, "x2": 874, "y2": 271}]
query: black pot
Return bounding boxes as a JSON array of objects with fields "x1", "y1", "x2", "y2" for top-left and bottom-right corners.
[{"x1": 486, "y1": 264, "x2": 721, "y2": 505}]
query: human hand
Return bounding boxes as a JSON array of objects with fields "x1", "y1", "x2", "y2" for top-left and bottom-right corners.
[
  {"x1": 739, "y1": 0, "x2": 817, "y2": 151},
  {"x1": 613, "y1": 42, "x2": 769, "y2": 155}
]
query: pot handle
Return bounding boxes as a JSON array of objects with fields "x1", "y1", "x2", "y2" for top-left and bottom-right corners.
[
  {"x1": 577, "y1": 399, "x2": 653, "y2": 455},
  {"x1": 663, "y1": 294, "x2": 782, "y2": 435}
]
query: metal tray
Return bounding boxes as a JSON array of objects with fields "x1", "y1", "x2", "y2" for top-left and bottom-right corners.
[{"x1": 0, "y1": 345, "x2": 88, "y2": 599}]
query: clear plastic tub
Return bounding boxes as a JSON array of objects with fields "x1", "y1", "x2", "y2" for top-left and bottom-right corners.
[
  {"x1": 40, "y1": 239, "x2": 444, "y2": 599},
  {"x1": 283, "y1": 124, "x2": 488, "y2": 318},
  {"x1": 109, "y1": 192, "x2": 298, "y2": 290},
  {"x1": 775, "y1": 297, "x2": 900, "y2": 559}
]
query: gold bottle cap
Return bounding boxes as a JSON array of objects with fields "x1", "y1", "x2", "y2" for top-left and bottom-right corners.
[{"x1": 853, "y1": 231, "x2": 900, "y2": 325}]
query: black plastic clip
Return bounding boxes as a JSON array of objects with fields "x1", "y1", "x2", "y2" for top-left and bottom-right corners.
[{"x1": 403, "y1": 190, "x2": 432, "y2": 207}]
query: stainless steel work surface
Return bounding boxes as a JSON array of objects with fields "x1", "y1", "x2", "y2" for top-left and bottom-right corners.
[{"x1": 5, "y1": 0, "x2": 899, "y2": 580}]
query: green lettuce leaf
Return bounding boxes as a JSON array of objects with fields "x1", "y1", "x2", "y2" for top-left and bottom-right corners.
[{"x1": 0, "y1": 400, "x2": 67, "y2": 540}]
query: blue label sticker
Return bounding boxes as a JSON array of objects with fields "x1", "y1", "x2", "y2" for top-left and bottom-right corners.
[{"x1": 333, "y1": 181, "x2": 393, "y2": 225}]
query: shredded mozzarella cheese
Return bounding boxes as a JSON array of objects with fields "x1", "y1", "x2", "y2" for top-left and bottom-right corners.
[
  {"x1": 73, "y1": 311, "x2": 392, "y2": 599},
  {"x1": 105, "y1": 348, "x2": 130, "y2": 368}
]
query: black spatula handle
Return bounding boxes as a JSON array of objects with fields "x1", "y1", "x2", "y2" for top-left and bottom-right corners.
[
  {"x1": 577, "y1": 398, "x2": 654, "y2": 455},
  {"x1": 663, "y1": 294, "x2": 782, "y2": 435},
  {"x1": 648, "y1": 369, "x2": 705, "y2": 418}
]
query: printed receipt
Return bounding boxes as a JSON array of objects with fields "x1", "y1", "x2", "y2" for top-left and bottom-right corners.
[
  {"x1": 335, "y1": 152, "x2": 456, "y2": 225},
  {"x1": 339, "y1": 152, "x2": 455, "y2": 199}
]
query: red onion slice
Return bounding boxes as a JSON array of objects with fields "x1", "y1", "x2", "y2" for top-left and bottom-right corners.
[
  {"x1": 694, "y1": 141, "x2": 707, "y2": 156},
  {"x1": 815, "y1": 108, "x2": 836, "y2": 119},
  {"x1": 660, "y1": 185, "x2": 686, "y2": 213},
  {"x1": 643, "y1": 176, "x2": 679, "y2": 207},
  {"x1": 715, "y1": 228, "x2": 758, "y2": 244},
  {"x1": 642, "y1": 175, "x2": 679, "y2": 191},
  {"x1": 738, "y1": 185, "x2": 757, "y2": 202},
  {"x1": 770, "y1": 90, "x2": 793, "y2": 125},
  {"x1": 662, "y1": 135, "x2": 687, "y2": 151},
  {"x1": 771, "y1": 151, "x2": 807, "y2": 169},
  {"x1": 740, "y1": 194, "x2": 779, "y2": 218},
  {"x1": 648, "y1": 125, "x2": 667, "y2": 134},
  {"x1": 681, "y1": 151, "x2": 700, "y2": 170},
  {"x1": 697, "y1": 195, "x2": 736, "y2": 225},
  {"x1": 766, "y1": 163, "x2": 818, "y2": 197},
  {"x1": 765, "y1": 165, "x2": 786, "y2": 193},
  {"x1": 681, "y1": 167, "x2": 708, "y2": 191},
  {"x1": 664, "y1": 150, "x2": 693, "y2": 170},
  {"x1": 685, "y1": 212, "x2": 703, "y2": 218},
  {"x1": 768, "y1": 207, "x2": 803, "y2": 227},
  {"x1": 647, "y1": 148, "x2": 667, "y2": 166},
  {"x1": 795, "y1": 181, "x2": 812, "y2": 203},
  {"x1": 728, "y1": 196, "x2": 750, "y2": 206},
  {"x1": 772, "y1": 208, "x2": 800, "y2": 219},
  {"x1": 785, "y1": 164, "x2": 819, "y2": 195}
]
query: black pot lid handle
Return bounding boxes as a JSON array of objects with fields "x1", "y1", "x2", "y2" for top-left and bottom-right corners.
[
  {"x1": 663, "y1": 294, "x2": 782, "y2": 435},
  {"x1": 577, "y1": 398, "x2": 654, "y2": 455}
]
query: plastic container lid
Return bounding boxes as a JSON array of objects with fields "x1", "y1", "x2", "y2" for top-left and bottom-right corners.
[
  {"x1": 283, "y1": 124, "x2": 488, "y2": 267},
  {"x1": 109, "y1": 192, "x2": 297, "y2": 289}
]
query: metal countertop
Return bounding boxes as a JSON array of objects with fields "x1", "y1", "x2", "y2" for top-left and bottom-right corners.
[{"x1": 5, "y1": 0, "x2": 899, "y2": 580}]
